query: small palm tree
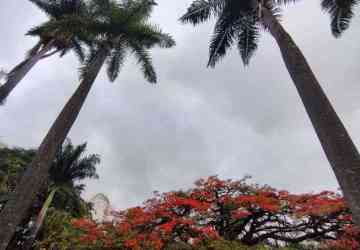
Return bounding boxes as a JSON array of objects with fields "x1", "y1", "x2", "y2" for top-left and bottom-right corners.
[
  {"x1": 180, "y1": 0, "x2": 360, "y2": 228},
  {"x1": 0, "y1": 0, "x2": 89, "y2": 104},
  {"x1": 321, "y1": 0, "x2": 358, "y2": 37},
  {"x1": 0, "y1": 0, "x2": 174, "y2": 248},
  {"x1": 23, "y1": 140, "x2": 100, "y2": 250}
]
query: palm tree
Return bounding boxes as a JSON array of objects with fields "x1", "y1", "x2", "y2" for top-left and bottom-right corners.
[
  {"x1": 0, "y1": 0, "x2": 174, "y2": 249},
  {"x1": 0, "y1": 0, "x2": 88, "y2": 104},
  {"x1": 180, "y1": 0, "x2": 360, "y2": 227},
  {"x1": 22, "y1": 140, "x2": 100, "y2": 250},
  {"x1": 321, "y1": 0, "x2": 358, "y2": 37}
]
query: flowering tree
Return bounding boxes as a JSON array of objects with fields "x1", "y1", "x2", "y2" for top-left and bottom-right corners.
[{"x1": 69, "y1": 176, "x2": 359, "y2": 250}]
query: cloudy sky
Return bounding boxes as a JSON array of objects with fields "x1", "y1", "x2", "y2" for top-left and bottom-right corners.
[{"x1": 0, "y1": 0, "x2": 360, "y2": 210}]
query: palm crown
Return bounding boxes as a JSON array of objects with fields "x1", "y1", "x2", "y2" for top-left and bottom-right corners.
[
  {"x1": 50, "y1": 140, "x2": 99, "y2": 189},
  {"x1": 32, "y1": 0, "x2": 175, "y2": 83},
  {"x1": 49, "y1": 139, "x2": 100, "y2": 215},
  {"x1": 85, "y1": 0, "x2": 175, "y2": 83},
  {"x1": 180, "y1": 0, "x2": 289, "y2": 66},
  {"x1": 321, "y1": 0, "x2": 358, "y2": 37},
  {"x1": 27, "y1": 0, "x2": 90, "y2": 61}
]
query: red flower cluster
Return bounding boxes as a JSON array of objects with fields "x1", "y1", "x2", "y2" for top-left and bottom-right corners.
[
  {"x1": 71, "y1": 176, "x2": 358, "y2": 249},
  {"x1": 71, "y1": 218, "x2": 113, "y2": 247}
]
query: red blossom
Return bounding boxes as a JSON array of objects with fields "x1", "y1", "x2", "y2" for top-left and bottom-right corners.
[
  {"x1": 158, "y1": 220, "x2": 177, "y2": 233},
  {"x1": 71, "y1": 218, "x2": 97, "y2": 230},
  {"x1": 200, "y1": 226, "x2": 220, "y2": 239},
  {"x1": 124, "y1": 239, "x2": 139, "y2": 249},
  {"x1": 71, "y1": 176, "x2": 358, "y2": 249},
  {"x1": 117, "y1": 222, "x2": 132, "y2": 233}
]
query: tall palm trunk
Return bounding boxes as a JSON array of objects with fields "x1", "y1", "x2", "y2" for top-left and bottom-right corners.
[
  {"x1": 0, "y1": 41, "x2": 54, "y2": 104},
  {"x1": 22, "y1": 188, "x2": 58, "y2": 250},
  {"x1": 0, "y1": 47, "x2": 108, "y2": 250},
  {"x1": 262, "y1": 8, "x2": 360, "y2": 227}
]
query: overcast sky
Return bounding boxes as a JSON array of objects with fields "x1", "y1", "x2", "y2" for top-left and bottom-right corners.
[{"x1": 0, "y1": 0, "x2": 360, "y2": 210}]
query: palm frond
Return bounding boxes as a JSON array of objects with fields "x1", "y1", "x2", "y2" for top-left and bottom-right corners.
[
  {"x1": 29, "y1": 0, "x2": 84, "y2": 19},
  {"x1": 58, "y1": 0, "x2": 84, "y2": 17},
  {"x1": 71, "y1": 38, "x2": 86, "y2": 62},
  {"x1": 148, "y1": 32, "x2": 175, "y2": 48},
  {"x1": 122, "y1": 0, "x2": 157, "y2": 23},
  {"x1": 237, "y1": 21, "x2": 259, "y2": 65},
  {"x1": 207, "y1": 7, "x2": 240, "y2": 67},
  {"x1": 129, "y1": 41, "x2": 157, "y2": 83},
  {"x1": 50, "y1": 139, "x2": 100, "y2": 188},
  {"x1": 27, "y1": 15, "x2": 86, "y2": 38},
  {"x1": 29, "y1": 0, "x2": 60, "y2": 17},
  {"x1": 321, "y1": 0, "x2": 357, "y2": 37},
  {"x1": 27, "y1": 0, "x2": 92, "y2": 63},
  {"x1": 106, "y1": 44, "x2": 126, "y2": 82},
  {"x1": 123, "y1": 22, "x2": 175, "y2": 48},
  {"x1": 79, "y1": 45, "x2": 102, "y2": 80},
  {"x1": 179, "y1": 0, "x2": 223, "y2": 25},
  {"x1": 59, "y1": 47, "x2": 71, "y2": 58},
  {"x1": 88, "y1": 0, "x2": 114, "y2": 21},
  {"x1": 27, "y1": 23, "x2": 47, "y2": 37},
  {"x1": 68, "y1": 155, "x2": 100, "y2": 181},
  {"x1": 51, "y1": 140, "x2": 85, "y2": 183}
]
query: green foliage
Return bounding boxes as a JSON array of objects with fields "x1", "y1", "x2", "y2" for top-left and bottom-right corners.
[
  {"x1": 0, "y1": 140, "x2": 100, "y2": 249},
  {"x1": 26, "y1": 0, "x2": 90, "y2": 61},
  {"x1": 198, "y1": 240, "x2": 268, "y2": 250},
  {"x1": 321, "y1": 0, "x2": 358, "y2": 37},
  {"x1": 50, "y1": 139, "x2": 100, "y2": 186},
  {"x1": 0, "y1": 147, "x2": 36, "y2": 196},
  {"x1": 180, "y1": 0, "x2": 283, "y2": 66},
  {"x1": 107, "y1": 43, "x2": 127, "y2": 81},
  {"x1": 34, "y1": 209, "x2": 77, "y2": 250},
  {"x1": 84, "y1": 0, "x2": 175, "y2": 83},
  {"x1": 41, "y1": 0, "x2": 175, "y2": 84},
  {"x1": 0, "y1": 140, "x2": 99, "y2": 215}
]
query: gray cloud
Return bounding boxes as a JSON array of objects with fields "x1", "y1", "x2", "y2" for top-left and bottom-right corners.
[{"x1": 0, "y1": 0, "x2": 359, "y2": 209}]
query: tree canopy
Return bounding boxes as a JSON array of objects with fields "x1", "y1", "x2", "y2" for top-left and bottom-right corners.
[
  {"x1": 26, "y1": 0, "x2": 91, "y2": 61},
  {"x1": 30, "y1": 0, "x2": 175, "y2": 83},
  {"x1": 64, "y1": 176, "x2": 359, "y2": 250},
  {"x1": 321, "y1": 0, "x2": 359, "y2": 37}
]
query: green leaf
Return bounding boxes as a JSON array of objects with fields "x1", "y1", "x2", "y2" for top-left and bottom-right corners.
[
  {"x1": 106, "y1": 45, "x2": 126, "y2": 82},
  {"x1": 321, "y1": 0, "x2": 357, "y2": 37},
  {"x1": 237, "y1": 21, "x2": 259, "y2": 65}
]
